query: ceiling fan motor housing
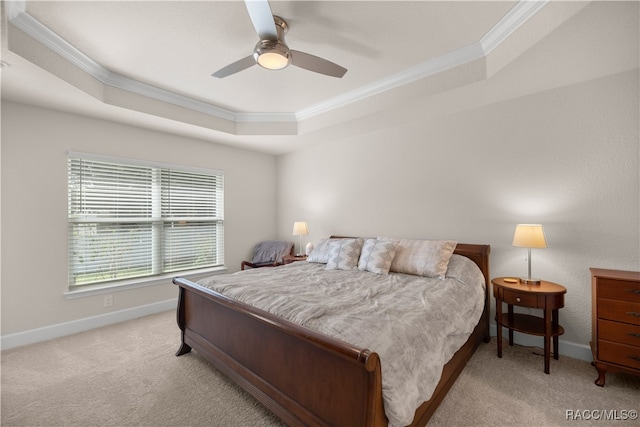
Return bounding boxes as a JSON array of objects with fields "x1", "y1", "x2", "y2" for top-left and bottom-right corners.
[
  {"x1": 254, "y1": 39, "x2": 290, "y2": 70},
  {"x1": 213, "y1": 6, "x2": 346, "y2": 78},
  {"x1": 253, "y1": 16, "x2": 290, "y2": 70}
]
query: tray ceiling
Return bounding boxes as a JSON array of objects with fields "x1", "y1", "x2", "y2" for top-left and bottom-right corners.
[{"x1": 2, "y1": 1, "x2": 593, "y2": 152}]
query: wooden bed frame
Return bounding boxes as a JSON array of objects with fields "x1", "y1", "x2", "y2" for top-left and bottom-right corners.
[{"x1": 173, "y1": 242, "x2": 490, "y2": 426}]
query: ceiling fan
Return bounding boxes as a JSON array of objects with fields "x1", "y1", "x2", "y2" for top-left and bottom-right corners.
[{"x1": 212, "y1": 0, "x2": 347, "y2": 78}]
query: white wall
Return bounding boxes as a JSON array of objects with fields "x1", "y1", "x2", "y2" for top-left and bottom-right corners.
[
  {"x1": 1, "y1": 102, "x2": 277, "y2": 336},
  {"x1": 278, "y1": 68, "x2": 639, "y2": 351},
  {"x1": 276, "y1": 4, "x2": 640, "y2": 353}
]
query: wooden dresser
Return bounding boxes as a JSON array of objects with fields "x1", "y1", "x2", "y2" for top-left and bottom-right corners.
[{"x1": 590, "y1": 268, "x2": 640, "y2": 386}]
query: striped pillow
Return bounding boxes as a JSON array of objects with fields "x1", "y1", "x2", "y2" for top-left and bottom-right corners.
[
  {"x1": 358, "y1": 238, "x2": 398, "y2": 275},
  {"x1": 325, "y1": 238, "x2": 364, "y2": 270}
]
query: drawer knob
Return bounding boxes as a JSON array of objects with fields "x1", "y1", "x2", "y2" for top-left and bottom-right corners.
[
  {"x1": 628, "y1": 333, "x2": 640, "y2": 339},
  {"x1": 629, "y1": 356, "x2": 640, "y2": 362},
  {"x1": 627, "y1": 289, "x2": 640, "y2": 295},
  {"x1": 516, "y1": 297, "x2": 521, "y2": 303},
  {"x1": 626, "y1": 311, "x2": 640, "y2": 318}
]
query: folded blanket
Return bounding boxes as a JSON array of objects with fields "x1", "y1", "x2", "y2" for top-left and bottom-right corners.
[{"x1": 251, "y1": 240, "x2": 293, "y2": 264}]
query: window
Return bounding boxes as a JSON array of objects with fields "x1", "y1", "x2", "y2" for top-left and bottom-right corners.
[{"x1": 68, "y1": 152, "x2": 224, "y2": 288}]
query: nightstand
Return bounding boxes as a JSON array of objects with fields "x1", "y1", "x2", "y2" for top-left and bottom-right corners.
[
  {"x1": 492, "y1": 277, "x2": 567, "y2": 374},
  {"x1": 283, "y1": 254, "x2": 307, "y2": 264}
]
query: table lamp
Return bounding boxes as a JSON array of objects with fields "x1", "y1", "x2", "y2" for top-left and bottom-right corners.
[
  {"x1": 292, "y1": 221, "x2": 308, "y2": 256},
  {"x1": 512, "y1": 224, "x2": 547, "y2": 285}
]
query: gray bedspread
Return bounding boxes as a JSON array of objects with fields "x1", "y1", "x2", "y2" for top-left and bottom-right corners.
[{"x1": 197, "y1": 254, "x2": 485, "y2": 427}]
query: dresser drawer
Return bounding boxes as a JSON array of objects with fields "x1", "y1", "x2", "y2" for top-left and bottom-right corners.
[
  {"x1": 503, "y1": 289, "x2": 541, "y2": 308},
  {"x1": 598, "y1": 319, "x2": 640, "y2": 347},
  {"x1": 590, "y1": 268, "x2": 640, "y2": 384},
  {"x1": 597, "y1": 298, "x2": 640, "y2": 325},
  {"x1": 597, "y1": 278, "x2": 640, "y2": 303},
  {"x1": 598, "y1": 340, "x2": 640, "y2": 369}
]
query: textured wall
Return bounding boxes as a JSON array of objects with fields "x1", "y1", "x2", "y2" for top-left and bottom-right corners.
[{"x1": 277, "y1": 68, "x2": 639, "y2": 350}]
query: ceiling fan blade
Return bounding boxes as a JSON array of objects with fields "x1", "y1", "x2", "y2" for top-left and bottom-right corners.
[
  {"x1": 212, "y1": 55, "x2": 256, "y2": 78},
  {"x1": 290, "y1": 50, "x2": 347, "y2": 78},
  {"x1": 245, "y1": 0, "x2": 277, "y2": 40}
]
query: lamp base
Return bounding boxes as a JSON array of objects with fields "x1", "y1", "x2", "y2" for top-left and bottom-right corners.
[{"x1": 520, "y1": 277, "x2": 542, "y2": 285}]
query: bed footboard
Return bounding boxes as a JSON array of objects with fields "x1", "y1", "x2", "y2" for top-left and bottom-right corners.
[{"x1": 174, "y1": 277, "x2": 386, "y2": 427}]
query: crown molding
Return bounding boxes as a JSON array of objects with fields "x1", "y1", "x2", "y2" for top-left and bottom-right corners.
[
  {"x1": 6, "y1": 0, "x2": 547, "y2": 134},
  {"x1": 296, "y1": 42, "x2": 486, "y2": 121},
  {"x1": 480, "y1": 0, "x2": 550, "y2": 54},
  {"x1": 297, "y1": 0, "x2": 549, "y2": 121}
]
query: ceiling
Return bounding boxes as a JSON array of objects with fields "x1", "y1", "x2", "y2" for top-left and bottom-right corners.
[{"x1": 1, "y1": 1, "x2": 591, "y2": 154}]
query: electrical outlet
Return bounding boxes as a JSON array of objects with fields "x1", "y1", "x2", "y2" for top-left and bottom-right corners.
[{"x1": 103, "y1": 294, "x2": 114, "y2": 307}]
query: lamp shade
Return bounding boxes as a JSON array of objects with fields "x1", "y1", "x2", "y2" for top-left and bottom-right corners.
[
  {"x1": 512, "y1": 224, "x2": 547, "y2": 248},
  {"x1": 292, "y1": 222, "x2": 308, "y2": 236}
]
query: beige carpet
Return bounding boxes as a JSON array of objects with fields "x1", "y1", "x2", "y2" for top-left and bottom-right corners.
[{"x1": 2, "y1": 310, "x2": 638, "y2": 426}]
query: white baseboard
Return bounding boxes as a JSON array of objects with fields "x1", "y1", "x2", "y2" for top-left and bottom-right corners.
[
  {"x1": 1, "y1": 299, "x2": 177, "y2": 351},
  {"x1": 489, "y1": 323, "x2": 592, "y2": 362}
]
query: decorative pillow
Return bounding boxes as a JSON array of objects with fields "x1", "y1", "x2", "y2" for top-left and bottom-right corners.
[
  {"x1": 358, "y1": 238, "x2": 398, "y2": 275},
  {"x1": 306, "y1": 238, "x2": 332, "y2": 263},
  {"x1": 382, "y1": 238, "x2": 457, "y2": 278},
  {"x1": 325, "y1": 238, "x2": 364, "y2": 271}
]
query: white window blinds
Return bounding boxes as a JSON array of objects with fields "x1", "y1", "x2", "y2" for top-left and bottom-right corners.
[{"x1": 68, "y1": 154, "x2": 224, "y2": 287}]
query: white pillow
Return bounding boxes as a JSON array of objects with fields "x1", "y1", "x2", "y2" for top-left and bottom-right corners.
[
  {"x1": 306, "y1": 238, "x2": 332, "y2": 263},
  {"x1": 325, "y1": 238, "x2": 364, "y2": 271},
  {"x1": 382, "y1": 238, "x2": 457, "y2": 278},
  {"x1": 358, "y1": 238, "x2": 398, "y2": 275}
]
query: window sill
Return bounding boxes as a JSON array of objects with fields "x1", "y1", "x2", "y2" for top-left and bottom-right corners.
[{"x1": 64, "y1": 266, "x2": 228, "y2": 299}]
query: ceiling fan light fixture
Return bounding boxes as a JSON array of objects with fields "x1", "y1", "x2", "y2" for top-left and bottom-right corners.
[
  {"x1": 212, "y1": 5, "x2": 346, "y2": 78},
  {"x1": 257, "y1": 51, "x2": 289, "y2": 70},
  {"x1": 254, "y1": 40, "x2": 290, "y2": 70}
]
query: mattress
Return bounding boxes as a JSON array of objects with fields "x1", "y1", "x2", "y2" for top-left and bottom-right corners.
[{"x1": 198, "y1": 253, "x2": 485, "y2": 427}]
